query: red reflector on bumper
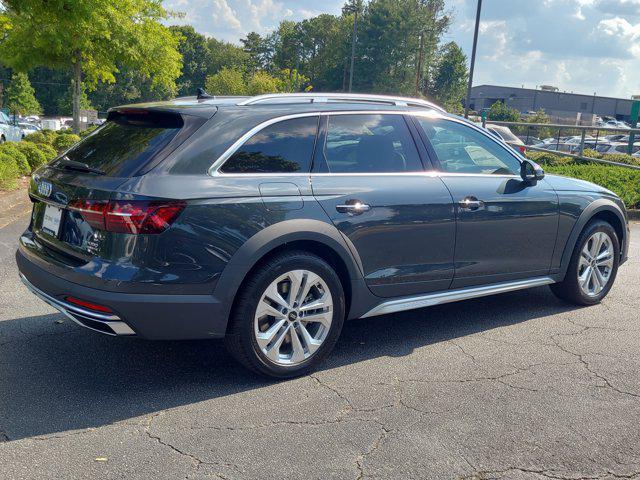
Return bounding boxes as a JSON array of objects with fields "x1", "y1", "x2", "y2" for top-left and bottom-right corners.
[{"x1": 65, "y1": 296, "x2": 113, "y2": 313}]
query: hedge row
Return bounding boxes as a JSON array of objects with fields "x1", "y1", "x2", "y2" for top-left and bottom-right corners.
[
  {"x1": 528, "y1": 151, "x2": 640, "y2": 210},
  {"x1": 0, "y1": 129, "x2": 84, "y2": 190}
]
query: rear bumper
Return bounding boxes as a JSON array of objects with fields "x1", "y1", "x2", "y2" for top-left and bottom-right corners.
[{"x1": 16, "y1": 248, "x2": 229, "y2": 340}]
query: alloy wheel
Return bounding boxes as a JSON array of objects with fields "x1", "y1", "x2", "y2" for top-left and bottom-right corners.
[
  {"x1": 254, "y1": 269, "x2": 333, "y2": 366},
  {"x1": 578, "y1": 231, "x2": 614, "y2": 297}
]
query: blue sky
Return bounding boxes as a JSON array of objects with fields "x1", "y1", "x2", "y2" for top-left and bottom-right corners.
[{"x1": 163, "y1": 0, "x2": 640, "y2": 98}]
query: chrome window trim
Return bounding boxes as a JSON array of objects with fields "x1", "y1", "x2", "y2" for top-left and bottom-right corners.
[{"x1": 208, "y1": 109, "x2": 525, "y2": 177}]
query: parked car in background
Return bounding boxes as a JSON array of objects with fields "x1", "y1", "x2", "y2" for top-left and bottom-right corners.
[
  {"x1": 597, "y1": 143, "x2": 640, "y2": 155},
  {"x1": 485, "y1": 124, "x2": 526, "y2": 154},
  {"x1": 518, "y1": 136, "x2": 541, "y2": 146},
  {"x1": 531, "y1": 142, "x2": 562, "y2": 151},
  {"x1": 18, "y1": 122, "x2": 41, "y2": 138},
  {"x1": 17, "y1": 92, "x2": 630, "y2": 377},
  {"x1": 0, "y1": 111, "x2": 23, "y2": 142}
]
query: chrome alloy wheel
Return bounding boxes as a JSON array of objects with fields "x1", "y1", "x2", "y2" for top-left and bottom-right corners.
[
  {"x1": 578, "y1": 231, "x2": 615, "y2": 297},
  {"x1": 254, "y1": 269, "x2": 333, "y2": 366}
]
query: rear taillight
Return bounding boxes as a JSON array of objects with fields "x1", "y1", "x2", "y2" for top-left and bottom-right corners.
[{"x1": 68, "y1": 199, "x2": 186, "y2": 234}]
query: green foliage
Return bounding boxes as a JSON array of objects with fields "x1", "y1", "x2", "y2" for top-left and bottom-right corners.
[
  {"x1": 527, "y1": 151, "x2": 640, "y2": 209},
  {"x1": 0, "y1": 0, "x2": 182, "y2": 129},
  {"x1": 5, "y1": 72, "x2": 41, "y2": 116},
  {"x1": 205, "y1": 68, "x2": 248, "y2": 96},
  {"x1": 247, "y1": 71, "x2": 281, "y2": 95},
  {"x1": 14, "y1": 142, "x2": 47, "y2": 170},
  {"x1": 526, "y1": 151, "x2": 574, "y2": 166},
  {"x1": 487, "y1": 101, "x2": 521, "y2": 122},
  {"x1": 56, "y1": 82, "x2": 93, "y2": 116},
  {"x1": 430, "y1": 42, "x2": 468, "y2": 112},
  {"x1": 581, "y1": 149, "x2": 640, "y2": 167},
  {"x1": 0, "y1": 143, "x2": 30, "y2": 174},
  {"x1": 0, "y1": 152, "x2": 20, "y2": 190},
  {"x1": 35, "y1": 143, "x2": 58, "y2": 162},
  {"x1": 53, "y1": 134, "x2": 81, "y2": 154}
]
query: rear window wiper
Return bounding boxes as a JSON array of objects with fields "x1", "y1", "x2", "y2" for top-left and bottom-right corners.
[{"x1": 56, "y1": 157, "x2": 105, "y2": 175}]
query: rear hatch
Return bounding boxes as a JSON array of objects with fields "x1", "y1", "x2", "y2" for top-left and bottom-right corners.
[{"x1": 28, "y1": 108, "x2": 207, "y2": 263}]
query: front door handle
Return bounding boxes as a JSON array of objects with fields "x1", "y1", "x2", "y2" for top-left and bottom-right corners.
[
  {"x1": 336, "y1": 201, "x2": 371, "y2": 215},
  {"x1": 459, "y1": 196, "x2": 484, "y2": 211}
]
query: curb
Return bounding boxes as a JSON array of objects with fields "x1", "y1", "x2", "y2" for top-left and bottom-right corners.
[
  {"x1": 0, "y1": 180, "x2": 31, "y2": 229},
  {"x1": 628, "y1": 210, "x2": 640, "y2": 221}
]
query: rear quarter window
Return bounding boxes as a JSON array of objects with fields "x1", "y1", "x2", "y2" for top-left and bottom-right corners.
[{"x1": 220, "y1": 116, "x2": 319, "y2": 174}]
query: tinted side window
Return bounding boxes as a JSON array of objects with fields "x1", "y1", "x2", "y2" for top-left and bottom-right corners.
[
  {"x1": 221, "y1": 116, "x2": 318, "y2": 174},
  {"x1": 323, "y1": 114, "x2": 423, "y2": 173},
  {"x1": 417, "y1": 118, "x2": 521, "y2": 175}
]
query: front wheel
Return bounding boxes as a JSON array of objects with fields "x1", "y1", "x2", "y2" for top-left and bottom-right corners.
[
  {"x1": 225, "y1": 251, "x2": 345, "y2": 378},
  {"x1": 550, "y1": 220, "x2": 620, "y2": 305}
]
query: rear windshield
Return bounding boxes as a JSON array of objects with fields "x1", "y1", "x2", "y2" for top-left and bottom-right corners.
[{"x1": 56, "y1": 111, "x2": 184, "y2": 177}]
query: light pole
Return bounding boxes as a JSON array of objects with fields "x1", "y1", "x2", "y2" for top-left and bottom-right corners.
[
  {"x1": 348, "y1": 8, "x2": 359, "y2": 92},
  {"x1": 464, "y1": 0, "x2": 482, "y2": 118}
]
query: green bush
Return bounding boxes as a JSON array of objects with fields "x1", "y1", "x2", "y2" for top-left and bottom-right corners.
[
  {"x1": 582, "y1": 149, "x2": 640, "y2": 167},
  {"x1": 0, "y1": 142, "x2": 30, "y2": 175},
  {"x1": 23, "y1": 131, "x2": 49, "y2": 145},
  {"x1": 35, "y1": 143, "x2": 58, "y2": 162},
  {"x1": 526, "y1": 151, "x2": 574, "y2": 166},
  {"x1": 14, "y1": 142, "x2": 47, "y2": 170},
  {"x1": 532, "y1": 158, "x2": 640, "y2": 209},
  {"x1": 0, "y1": 152, "x2": 20, "y2": 190},
  {"x1": 52, "y1": 133, "x2": 81, "y2": 153}
]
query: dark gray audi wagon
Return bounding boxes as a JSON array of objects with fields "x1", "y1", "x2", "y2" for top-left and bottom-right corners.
[{"x1": 17, "y1": 93, "x2": 630, "y2": 377}]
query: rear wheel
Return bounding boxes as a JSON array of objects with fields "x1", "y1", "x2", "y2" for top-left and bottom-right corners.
[
  {"x1": 550, "y1": 220, "x2": 619, "y2": 305},
  {"x1": 225, "y1": 251, "x2": 345, "y2": 378}
]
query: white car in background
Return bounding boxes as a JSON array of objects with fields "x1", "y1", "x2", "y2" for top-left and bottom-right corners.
[
  {"x1": 18, "y1": 122, "x2": 41, "y2": 138},
  {"x1": 0, "y1": 111, "x2": 22, "y2": 142},
  {"x1": 597, "y1": 143, "x2": 640, "y2": 155}
]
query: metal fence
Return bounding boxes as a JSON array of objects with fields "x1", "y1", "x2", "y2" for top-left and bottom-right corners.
[{"x1": 484, "y1": 120, "x2": 640, "y2": 170}]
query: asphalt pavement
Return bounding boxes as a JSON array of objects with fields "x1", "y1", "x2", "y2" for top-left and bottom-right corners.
[{"x1": 1, "y1": 213, "x2": 639, "y2": 480}]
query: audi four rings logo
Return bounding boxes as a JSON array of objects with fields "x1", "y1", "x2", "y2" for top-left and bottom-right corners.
[{"x1": 37, "y1": 181, "x2": 52, "y2": 197}]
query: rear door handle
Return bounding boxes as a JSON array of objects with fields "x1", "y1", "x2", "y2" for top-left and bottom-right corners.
[
  {"x1": 459, "y1": 196, "x2": 484, "y2": 211},
  {"x1": 336, "y1": 201, "x2": 371, "y2": 215}
]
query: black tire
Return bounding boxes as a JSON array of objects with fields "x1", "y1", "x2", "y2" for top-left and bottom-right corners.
[
  {"x1": 550, "y1": 220, "x2": 620, "y2": 305},
  {"x1": 225, "y1": 250, "x2": 345, "y2": 378}
]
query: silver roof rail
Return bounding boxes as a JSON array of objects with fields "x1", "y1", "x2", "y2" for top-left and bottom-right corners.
[{"x1": 237, "y1": 93, "x2": 445, "y2": 112}]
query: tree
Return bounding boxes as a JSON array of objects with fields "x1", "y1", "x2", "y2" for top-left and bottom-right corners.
[
  {"x1": 241, "y1": 32, "x2": 271, "y2": 73},
  {"x1": 430, "y1": 42, "x2": 468, "y2": 113},
  {"x1": 0, "y1": 0, "x2": 182, "y2": 132},
  {"x1": 206, "y1": 38, "x2": 251, "y2": 76},
  {"x1": 171, "y1": 25, "x2": 210, "y2": 97},
  {"x1": 5, "y1": 72, "x2": 41, "y2": 116},
  {"x1": 205, "y1": 68, "x2": 248, "y2": 95},
  {"x1": 487, "y1": 101, "x2": 521, "y2": 122},
  {"x1": 57, "y1": 82, "x2": 93, "y2": 116}
]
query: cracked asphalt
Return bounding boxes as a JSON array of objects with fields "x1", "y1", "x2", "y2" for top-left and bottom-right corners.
[{"x1": 1, "y1": 213, "x2": 639, "y2": 480}]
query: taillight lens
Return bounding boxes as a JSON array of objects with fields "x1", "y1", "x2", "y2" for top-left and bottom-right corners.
[
  {"x1": 68, "y1": 199, "x2": 185, "y2": 234},
  {"x1": 68, "y1": 199, "x2": 107, "y2": 230},
  {"x1": 105, "y1": 200, "x2": 186, "y2": 234}
]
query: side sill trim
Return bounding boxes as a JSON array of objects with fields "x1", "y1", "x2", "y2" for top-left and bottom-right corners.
[{"x1": 360, "y1": 276, "x2": 555, "y2": 318}]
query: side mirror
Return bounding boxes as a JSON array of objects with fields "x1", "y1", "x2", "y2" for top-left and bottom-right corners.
[{"x1": 520, "y1": 159, "x2": 545, "y2": 184}]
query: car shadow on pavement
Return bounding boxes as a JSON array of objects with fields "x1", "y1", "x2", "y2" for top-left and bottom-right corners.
[{"x1": 0, "y1": 285, "x2": 579, "y2": 442}]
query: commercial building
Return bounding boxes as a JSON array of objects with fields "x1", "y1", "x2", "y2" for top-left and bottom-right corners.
[{"x1": 469, "y1": 84, "x2": 638, "y2": 124}]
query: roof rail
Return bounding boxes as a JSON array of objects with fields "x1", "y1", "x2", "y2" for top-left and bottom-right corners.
[{"x1": 237, "y1": 93, "x2": 445, "y2": 112}]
